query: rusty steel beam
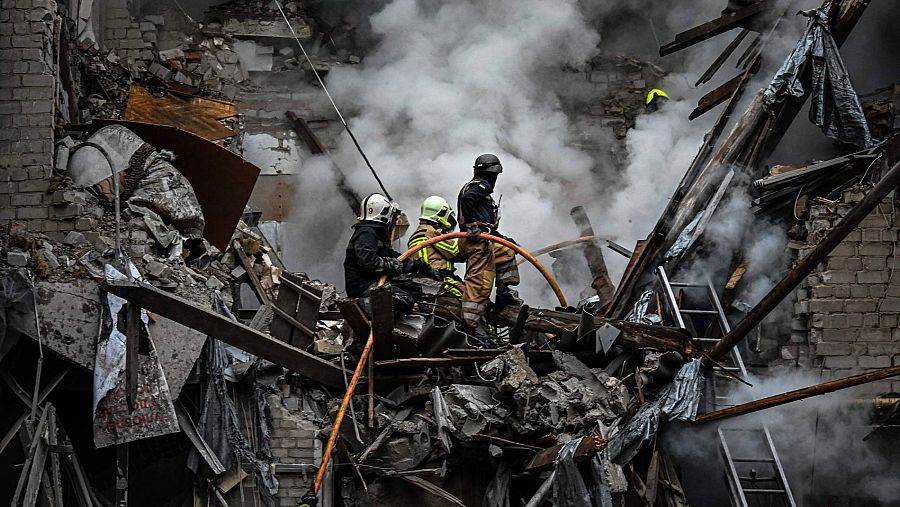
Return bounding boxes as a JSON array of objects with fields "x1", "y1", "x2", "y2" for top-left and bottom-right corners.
[
  {"x1": 705, "y1": 159, "x2": 900, "y2": 364},
  {"x1": 102, "y1": 280, "x2": 348, "y2": 389},
  {"x1": 695, "y1": 365, "x2": 900, "y2": 423}
]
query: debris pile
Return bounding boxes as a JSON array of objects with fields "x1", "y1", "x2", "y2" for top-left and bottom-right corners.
[{"x1": 4, "y1": 0, "x2": 900, "y2": 506}]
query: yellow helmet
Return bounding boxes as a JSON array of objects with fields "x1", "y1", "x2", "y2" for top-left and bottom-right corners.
[
  {"x1": 419, "y1": 195, "x2": 457, "y2": 230},
  {"x1": 646, "y1": 88, "x2": 669, "y2": 105}
]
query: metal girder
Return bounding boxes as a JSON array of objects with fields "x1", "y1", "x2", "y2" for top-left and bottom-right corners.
[{"x1": 102, "y1": 280, "x2": 349, "y2": 389}]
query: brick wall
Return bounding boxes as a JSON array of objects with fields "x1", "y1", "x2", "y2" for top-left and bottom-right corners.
[
  {"x1": 101, "y1": 0, "x2": 156, "y2": 62},
  {"x1": 0, "y1": 0, "x2": 57, "y2": 229},
  {"x1": 267, "y1": 390, "x2": 321, "y2": 506},
  {"x1": 785, "y1": 186, "x2": 900, "y2": 393}
]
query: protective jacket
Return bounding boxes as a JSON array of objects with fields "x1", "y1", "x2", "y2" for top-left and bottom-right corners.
[
  {"x1": 407, "y1": 223, "x2": 463, "y2": 271},
  {"x1": 457, "y1": 176, "x2": 498, "y2": 231},
  {"x1": 343, "y1": 221, "x2": 401, "y2": 297}
]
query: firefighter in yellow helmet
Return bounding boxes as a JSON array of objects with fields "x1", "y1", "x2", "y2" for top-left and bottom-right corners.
[
  {"x1": 645, "y1": 88, "x2": 669, "y2": 112},
  {"x1": 407, "y1": 196, "x2": 465, "y2": 299}
]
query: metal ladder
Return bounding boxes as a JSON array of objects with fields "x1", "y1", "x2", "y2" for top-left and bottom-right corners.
[
  {"x1": 655, "y1": 266, "x2": 796, "y2": 507},
  {"x1": 718, "y1": 427, "x2": 796, "y2": 507},
  {"x1": 656, "y1": 266, "x2": 748, "y2": 408}
]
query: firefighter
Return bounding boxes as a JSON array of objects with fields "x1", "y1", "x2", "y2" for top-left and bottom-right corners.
[
  {"x1": 407, "y1": 196, "x2": 465, "y2": 299},
  {"x1": 457, "y1": 154, "x2": 520, "y2": 334},
  {"x1": 645, "y1": 88, "x2": 669, "y2": 112},
  {"x1": 343, "y1": 193, "x2": 433, "y2": 315}
]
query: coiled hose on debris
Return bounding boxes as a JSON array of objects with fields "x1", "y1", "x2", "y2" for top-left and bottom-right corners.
[{"x1": 313, "y1": 232, "x2": 567, "y2": 495}]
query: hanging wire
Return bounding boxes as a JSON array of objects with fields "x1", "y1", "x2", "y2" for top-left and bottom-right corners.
[{"x1": 273, "y1": 0, "x2": 392, "y2": 200}]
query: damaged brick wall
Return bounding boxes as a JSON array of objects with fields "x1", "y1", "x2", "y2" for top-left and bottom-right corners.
[
  {"x1": 785, "y1": 187, "x2": 900, "y2": 392},
  {"x1": 267, "y1": 388, "x2": 322, "y2": 505},
  {"x1": 0, "y1": 0, "x2": 57, "y2": 232}
]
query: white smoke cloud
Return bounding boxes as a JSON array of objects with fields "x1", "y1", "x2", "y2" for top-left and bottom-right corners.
[{"x1": 281, "y1": 0, "x2": 731, "y2": 304}]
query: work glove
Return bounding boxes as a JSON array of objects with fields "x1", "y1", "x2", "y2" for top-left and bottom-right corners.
[
  {"x1": 466, "y1": 225, "x2": 483, "y2": 242},
  {"x1": 401, "y1": 258, "x2": 428, "y2": 275},
  {"x1": 385, "y1": 257, "x2": 402, "y2": 275},
  {"x1": 425, "y1": 266, "x2": 443, "y2": 280}
]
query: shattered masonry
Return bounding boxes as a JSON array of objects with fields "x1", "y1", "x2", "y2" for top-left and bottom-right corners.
[{"x1": 1, "y1": 0, "x2": 900, "y2": 506}]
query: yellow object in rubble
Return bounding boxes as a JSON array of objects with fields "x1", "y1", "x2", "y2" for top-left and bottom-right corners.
[{"x1": 646, "y1": 88, "x2": 669, "y2": 105}]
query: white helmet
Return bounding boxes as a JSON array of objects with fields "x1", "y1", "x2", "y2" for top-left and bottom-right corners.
[{"x1": 359, "y1": 193, "x2": 400, "y2": 225}]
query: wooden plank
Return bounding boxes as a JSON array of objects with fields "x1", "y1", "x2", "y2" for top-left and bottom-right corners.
[
  {"x1": 125, "y1": 303, "x2": 140, "y2": 413},
  {"x1": 124, "y1": 85, "x2": 238, "y2": 141},
  {"x1": 12, "y1": 408, "x2": 50, "y2": 506},
  {"x1": 370, "y1": 285, "x2": 396, "y2": 360},
  {"x1": 690, "y1": 73, "x2": 746, "y2": 120},
  {"x1": 232, "y1": 239, "x2": 271, "y2": 305},
  {"x1": 522, "y1": 431, "x2": 607, "y2": 472},
  {"x1": 102, "y1": 280, "x2": 349, "y2": 389},
  {"x1": 285, "y1": 111, "x2": 361, "y2": 214},
  {"x1": 0, "y1": 369, "x2": 69, "y2": 458},
  {"x1": 696, "y1": 28, "x2": 750, "y2": 86},
  {"x1": 335, "y1": 298, "x2": 370, "y2": 343},
  {"x1": 175, "y1": 404, "x2": 226, "y2": 475},
  {"x1": 491, "y1": 305, "x2": 697, "y2": 357},
  {"x1": 570, "y1": 206, "x2": 615, "y2": 306},
  {"x1": 660, "y1": 1, "x2": 772, "y2": 56}
]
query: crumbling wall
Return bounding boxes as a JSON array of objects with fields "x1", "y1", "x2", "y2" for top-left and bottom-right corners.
[
  {"x1": 0, "y1": 0, "x2": 57, "y2": 229},
  {"x1": 101, "y1": 0, "x2": 157, "y2": 62},
  {"x1": 267, "y1": 388, "x2": 322, "y2": 505},
  {"x1": 785, "y1": 187, "x2": 900, "y2": 393}
]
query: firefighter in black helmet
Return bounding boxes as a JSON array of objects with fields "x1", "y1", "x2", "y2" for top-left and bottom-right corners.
[{"x1": 457, "y1": 154, "x2": 520, "y2": 335}]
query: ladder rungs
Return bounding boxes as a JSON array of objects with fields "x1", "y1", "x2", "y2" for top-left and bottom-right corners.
[
  {"x1": 694, "y1": 337, "x2": 720, "y2": 342},
  {"x1": 680, "y1": 309, "x2": 719, "y2": 314},
  {"x1": 743, "y1": 488, "x2": 786, "y2": 494},
  {"x1": 732, "y1": 457, "x2": 775, "y2": 463}
]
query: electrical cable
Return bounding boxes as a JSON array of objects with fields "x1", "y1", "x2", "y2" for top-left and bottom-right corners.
[{"x1": 273, "y1": 0, "x2": 392, "y2": 200}]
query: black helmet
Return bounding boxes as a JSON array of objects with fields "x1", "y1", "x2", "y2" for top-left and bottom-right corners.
[{"x1": 473, "y1": 153, "x2": 502, "y2": 174}]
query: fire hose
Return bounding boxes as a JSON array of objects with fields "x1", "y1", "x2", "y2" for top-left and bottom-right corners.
[{"x1": 312, "y1": 232, "x2": 567, "y2": 495}]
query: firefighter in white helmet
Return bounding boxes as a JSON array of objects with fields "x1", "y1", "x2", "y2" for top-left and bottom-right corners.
[{"x1": 343, "y1": 193, "x2": 435, "y2": 314}]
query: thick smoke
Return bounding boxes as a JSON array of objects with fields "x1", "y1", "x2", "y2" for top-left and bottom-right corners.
[
  {"x1": 667, "y1": 369, "x2": 900, "y2": 506},
  {"x1": 285, "y1": 0, "x2": 730, "y2": 303}
]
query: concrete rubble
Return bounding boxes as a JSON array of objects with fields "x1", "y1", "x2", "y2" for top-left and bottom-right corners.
[{"x1": 1, "y1": 0, "x2": 900, "y2": 506}]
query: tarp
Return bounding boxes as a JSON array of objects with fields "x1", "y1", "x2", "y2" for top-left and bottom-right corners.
[
  {"x1": 552, "y1": 437, "x2": 592, "y2": 506},
  {"x1": 191, "y1": 292, "x2": 278, "y2": 499},
  {"x1": 93, "y1": 263, "x2": 179, "y2": 448},
  {"x1": 607, "y1": 360, "x2": 704, "y2": 465},
  {"x1": 762, "y1": 7, "x2": 872, "y2": 148}
]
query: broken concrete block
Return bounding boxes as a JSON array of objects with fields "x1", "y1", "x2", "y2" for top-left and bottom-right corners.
[
  {"x1": 348, "y1": 55, "x2": 361, "y2": 64},
  {"x1": 75, "y1": 217, "x2": 94, "y2": 231},
  {"x1": 130, "y1": 230, "x2": 148, "y2": 242},
  {"x1": 230, "y1": 265, "x2": 248, "y2": 282},
  {"x1": 158, "y1": 48, "x2": 184, "y2": 60},
  {"x1": 205, "y1": 275, "x2": 225, "y2": 290},
  {"x1": 143, "y1": 14, "x2": 164, "y2": 26},
  {"x1": 37, "y1": 248, "x2": 59, "y2": 269},
  {"x1": 7, "y1": 249, "x2": 30, "y2": 267},
  {"x1": 145, "y1": 260, "x2": 173, "y2": 279},
  {"x1": 50, "y1": 189, "x2": 86, "y2": 205},
  {"x1": 63, "y1": 231, "x2": 86, "y2": 246}
]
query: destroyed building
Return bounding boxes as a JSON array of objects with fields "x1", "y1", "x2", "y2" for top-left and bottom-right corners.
[{"x1": 1, "y1": 0, "x2": 900, "y2": 506}]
